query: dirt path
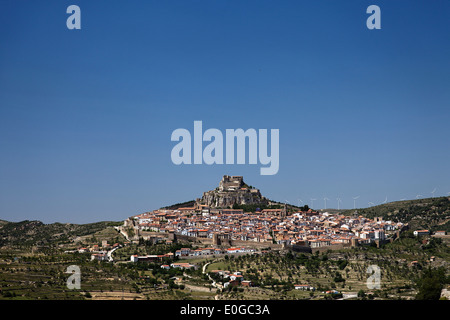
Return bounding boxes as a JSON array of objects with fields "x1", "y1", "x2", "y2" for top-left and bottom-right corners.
[{"x1": 90, "y1": 291, "x2": 144, "y2": 300}]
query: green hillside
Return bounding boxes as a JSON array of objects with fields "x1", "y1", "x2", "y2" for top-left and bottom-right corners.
[
  {"x1": 160, "y1": 199, "x2": 196, "y2": 210},
  {"x1": 342, "y1": 196, "x2": 450, "y2": 233},
  {"x1": 0, "y1": 220, "x2": 122, "y2": 247}
]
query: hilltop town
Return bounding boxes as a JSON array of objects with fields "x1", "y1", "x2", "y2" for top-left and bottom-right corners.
[
  {"x1": 119, "y1": 175, "x2": 405, "y2": 250},
  {"x1": 107, "y1": 176, "x2": 448, "y2": 300}
]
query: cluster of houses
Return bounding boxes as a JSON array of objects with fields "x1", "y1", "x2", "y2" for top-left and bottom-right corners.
[
  {"x1": 294, "y1": 284, "x2": 316, "y2": 291},
  {"x1": 67, "y1": 240, "x2": 121, "y2": 262},
  {"x1": 161, "y1": 262, "x2": 198, "y2": 270},
  {"x1": 208, "y1": 270, "x2": 317, "y2": 290},
  {"x1": 125, "y1": 206, "x2": 405, "y2": 249},
  {"x1": 277, "y1": 212, "x2": 401, "y2": 248},
  {"x1": 209, "y1": 270, "x2": 253, "y2": 288},
  {"x1": 130, "y1": 254, "x2": 172, "y2": 263}
]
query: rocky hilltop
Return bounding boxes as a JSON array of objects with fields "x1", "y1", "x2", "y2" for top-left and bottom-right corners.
[{"x1": 196, "y1": 175, "x2": 268, "y2": 208}]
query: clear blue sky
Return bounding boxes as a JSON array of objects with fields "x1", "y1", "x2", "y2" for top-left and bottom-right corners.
[{"x1": 1, "y1": 1, "x2": 449, "y2": 223}]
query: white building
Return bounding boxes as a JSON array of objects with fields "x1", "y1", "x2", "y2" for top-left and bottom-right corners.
[
  {"x1": 91, "y1": 252, "x2": 108, "y2": 261},
  {"x1": 294, "y1": 284, "x2": 315, "y2": 291},
  {"x1": 413, "y1": 230, "x2": 430, "y2": 237},
  {"x1": 374, "y1": 229, "x2": 385, "y2": 240}
]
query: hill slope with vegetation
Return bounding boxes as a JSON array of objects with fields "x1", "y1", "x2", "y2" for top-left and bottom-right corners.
[
  {"x1": 0, "y1": 220, "x2": 122, "y2": 247},
  {"x1": 342, "y1": 196, "x2": 450, "y2": 233}
]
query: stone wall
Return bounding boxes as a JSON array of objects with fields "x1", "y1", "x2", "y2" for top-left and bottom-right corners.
[
  {"x1": 286, "y1": 244, "x2": 312, "y2": 254},
  {"x1": 311, "y1": 243, "x2": 352, "y2": 253},
  {"x1": 174, "y1": 233, "x2": 282, "y2": 250}
]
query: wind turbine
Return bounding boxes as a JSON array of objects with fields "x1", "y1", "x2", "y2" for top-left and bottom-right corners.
[
  {"x1": 323, "y1": 197, "x2": 329, "y2": 209},
  {"x1": 368, "y1": 202, "x2": 375, "y2": 207},
  {"x1": 336, "y1": 198, "x2": 342, "y2": 210},
  {"x1": 431, "y1": 188, "x2": 437, "y2": 198},
  {"x1": 416, "y1": 194, "x2": 422, "y2": 199},
  {"x1": 353, "y1": 196, "x2": 360, "y2": 209},
  {"x1": 298, "y1": 198, "x2": 303, "y2": 207},
  {"x1": 382, "y1": 196, "x2": 388, "y2": 204},
  {"x1": 310, "y1": 198, "x2": 317, "y2": 209}
]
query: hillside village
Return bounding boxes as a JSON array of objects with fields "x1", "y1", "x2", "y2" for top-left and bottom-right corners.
[
  {"x1": 119, "y1": 175, "x2": 408, "y2": 251},
  {"x1": 124, "y1": 207, "x2": 405, "y2": 248}
]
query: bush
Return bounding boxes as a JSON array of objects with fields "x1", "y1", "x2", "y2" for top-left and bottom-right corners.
[
  {"x1": 334, "y1": 272, "x2": 345, "y2": 283},
  {"x1": 415, "y1": 267, "x2": 447, "y2": 300},
  {"x1": 337, "y1": 260, "x2": 348, "y2": 270},
  {"x1": 357, "y1": 289, "x2": 366, "y2": 298}
]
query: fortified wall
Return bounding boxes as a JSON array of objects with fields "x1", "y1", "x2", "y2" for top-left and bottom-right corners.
[{"x1": 174, "y1": 233, "x2": 283, "y2": 250}]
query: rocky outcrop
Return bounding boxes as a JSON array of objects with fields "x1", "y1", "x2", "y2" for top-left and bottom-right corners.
[{"x1": 197, "y1": 175, "x2": 268, "y2": 208}]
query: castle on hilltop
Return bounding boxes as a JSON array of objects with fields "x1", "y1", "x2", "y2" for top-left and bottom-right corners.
[
  {"x1": 196, "y1": 175, "x2": 268, "y2": 208},
  {"x1": 219, "y1": 175, "x2": 244, "y2": 191}
]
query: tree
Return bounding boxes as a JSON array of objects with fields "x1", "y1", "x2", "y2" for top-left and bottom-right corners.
[
  {"x1": 415, "y1": 267, "x2": 447, "y2": 300},
  {"x1": 357, "y1": 289, "x2": 366, "y2": 298},
  {"x1": 333, "y1": 272, "x2": 345, "y2": 283},
  {"x1": 338, "y1": 260, "x2": 348, "y2": 270}
]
